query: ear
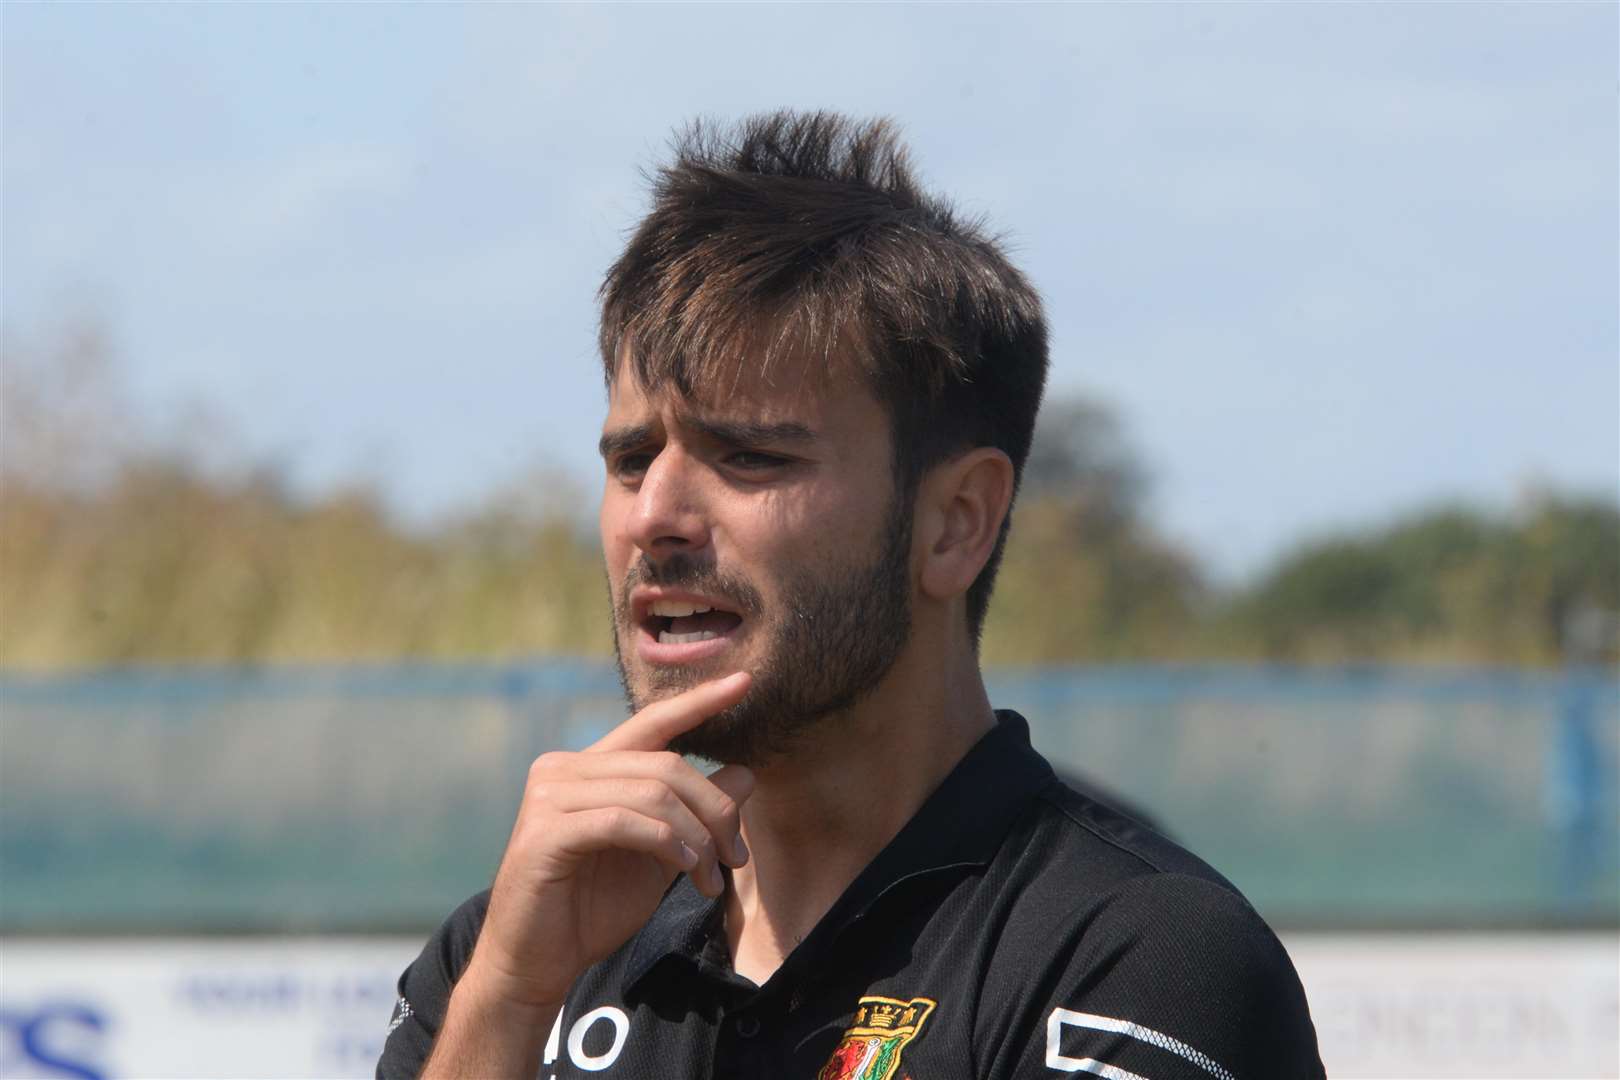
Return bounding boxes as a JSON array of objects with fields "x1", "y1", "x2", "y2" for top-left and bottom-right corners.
[{"x1": 915, "y1": 447, "x2": 1015, "y2": 604}]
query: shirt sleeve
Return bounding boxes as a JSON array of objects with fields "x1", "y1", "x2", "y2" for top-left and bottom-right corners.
[
  {"x1": 985, "y1": 873, "x2": 1324, "y2": 1080},
  {"x1": 376, "y1": 891, "x2": 490, "y2": 1080}
]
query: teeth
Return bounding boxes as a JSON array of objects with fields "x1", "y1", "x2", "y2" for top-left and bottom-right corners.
[
  {"x1": 659, "y1": 629, "x2": 720, "y2": 644},
  {"x1": 649, "y1": 601, "x2": 714, "y2": 618}
]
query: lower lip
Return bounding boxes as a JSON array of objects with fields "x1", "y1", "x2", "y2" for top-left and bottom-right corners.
[{"x1": 636, "y1": 623, "x2": 742, "y2": 665}]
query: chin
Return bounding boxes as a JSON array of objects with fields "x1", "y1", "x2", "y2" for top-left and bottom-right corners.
[
  {"x1": 666, "y1": 709, "x2": 774, "y2": 768},
  {"x1": 635, "y1": 662, "x2": 721, "y2": 702}
]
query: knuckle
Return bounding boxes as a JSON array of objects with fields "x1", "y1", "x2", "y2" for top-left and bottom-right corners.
[
  {"x1": 526, "y1": 775, "x2": 574, "y2": 809},
  {"x1": 528, "y1": 751, "x2": 567, "y2": 781},
  {"x1": 651, "y1": 782, "x2": 682, "y2": 813}
]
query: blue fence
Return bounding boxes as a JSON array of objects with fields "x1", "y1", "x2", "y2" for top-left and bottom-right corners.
[{"x1": 2, "y1": 662, "x2": 1615, "y2": 932}]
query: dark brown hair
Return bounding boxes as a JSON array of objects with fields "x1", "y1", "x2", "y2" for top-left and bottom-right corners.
[{"x1": 599, "y1": 110, "x2": 1049, "y2": 640}]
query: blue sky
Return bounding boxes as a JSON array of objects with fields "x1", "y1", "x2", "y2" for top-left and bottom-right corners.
[{"x1": 4, "y1": 3, "x2": 1615, "y2": 580}]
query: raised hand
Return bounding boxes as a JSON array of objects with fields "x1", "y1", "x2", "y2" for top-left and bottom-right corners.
[{"x1": 463, "y1": 672, "x2": 755, "y2": 1013}]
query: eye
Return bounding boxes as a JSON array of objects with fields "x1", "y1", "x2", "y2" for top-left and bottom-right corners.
[
  {"x1": 725, "y1": 450, "x2": 790, "y2": 472},
  {"x1": 613, "y1": 452, "x2": 654, "y2": 479}
]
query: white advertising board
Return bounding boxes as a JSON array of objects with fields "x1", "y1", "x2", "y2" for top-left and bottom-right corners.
[
  {"x1": 1291, "y1": 934, "x2": 1619, "y2": 1079},
  {"x1": 0, "y1": 938, "x2": 410, "y2": 1079},
  {"x1": 1, "y1": 934, "x2": 1616, "y2": 1079}
]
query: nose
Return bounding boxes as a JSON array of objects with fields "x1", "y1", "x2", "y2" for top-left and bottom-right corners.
[{"x1": 626, "y1": 445, "x2": 712, "y2": 559}]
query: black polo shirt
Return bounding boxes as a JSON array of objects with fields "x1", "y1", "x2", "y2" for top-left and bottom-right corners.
[{"x1": 378, "y1": 712, "x2": 1323, "y2": 1079}]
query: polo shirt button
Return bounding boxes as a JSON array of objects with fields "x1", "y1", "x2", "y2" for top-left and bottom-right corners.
[{"x1": 735, "y1": 1016, "x2": 760, "y2": 1039}]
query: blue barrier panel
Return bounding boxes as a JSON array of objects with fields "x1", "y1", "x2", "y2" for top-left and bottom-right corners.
[{"x1": 2, "y1": 662, "x2": 1615, "y2": 932}]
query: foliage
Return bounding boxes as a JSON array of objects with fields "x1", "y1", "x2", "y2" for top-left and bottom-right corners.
[
  {"x1": 984, "y1": 396, "x2": 1201, "y2": 663},
  {"x1": 1220, "y1": 498, "x2": 1620, "y2": 665},
  {"x1": 1, "y1": 319, "x2": 607, "y2": 666},
  {"x1": 2, "y1": 327, "x2": 1614, "y2": 670},
  {"x1": 0, "y1": 460, "x2": 608, "y2": 667}
]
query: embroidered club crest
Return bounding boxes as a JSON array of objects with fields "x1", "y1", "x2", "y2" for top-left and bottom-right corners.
[{"x1": 816, "y1": 995, "x2": 936, "y2": 1080}]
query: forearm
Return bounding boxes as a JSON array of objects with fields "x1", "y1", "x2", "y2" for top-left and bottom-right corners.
[{"x1": 420, "y1": 961, "x2": 561, "y2": 1080}]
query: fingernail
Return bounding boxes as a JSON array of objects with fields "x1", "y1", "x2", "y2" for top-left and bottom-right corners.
[
  {"x1": 710, "y1": 862, "x2": 726, "y2": 895},
  {"x1": 680, "y1": 843, "x2": 698, "y2": 870},
  {"x1": 732, "y1": 835, "x2": 749, "y2": 865}
]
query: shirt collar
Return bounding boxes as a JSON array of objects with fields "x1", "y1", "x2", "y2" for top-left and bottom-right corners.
[
  {"x1": 623, "y1": 872, "x2": 719, "y2": 998},
  {"x1": 621, "y1": 710, "x2": 1053, "y2": 998}
]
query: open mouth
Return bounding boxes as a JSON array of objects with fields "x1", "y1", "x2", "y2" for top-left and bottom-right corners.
[{"x1": 644, "y1": 599, "x2": 744, "y2": 645}]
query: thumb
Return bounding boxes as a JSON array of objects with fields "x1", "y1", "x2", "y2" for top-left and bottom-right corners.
[
  {"x1": 706, "y1": 763, "x2": 756, "y2": 864},
  {"x1": 706, "y1": 763, "x2": 756, "y2": 806}
]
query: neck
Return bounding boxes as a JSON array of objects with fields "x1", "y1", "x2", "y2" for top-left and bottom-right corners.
[{"x1": 724, "y1": 618, "x2": 994, "y2": 985}]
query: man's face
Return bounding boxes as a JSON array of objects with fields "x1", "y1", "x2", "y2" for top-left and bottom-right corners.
[{"x1": 598, "y1": 362, "x2": 912, "y2": 766}]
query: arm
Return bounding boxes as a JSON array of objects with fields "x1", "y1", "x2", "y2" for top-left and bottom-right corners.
[
  {"x1": 420, "y1": 967, "x2": 558, "y2": 1079},
  {"x1": 378, "y1": 673, "x2": 757, "y2": 1079}
]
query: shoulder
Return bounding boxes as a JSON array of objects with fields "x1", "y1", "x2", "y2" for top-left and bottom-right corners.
[
  {"x1": 1033, "y1": 776, "x2": 1241, "y2": 886},
  {"x1": 375, "y1": 890, "x2": 490, "y2": 1078},
  {"x1": 975, "y1": 788, "x2": 1323, "y2": 1079},
  {"x1": 1048, "y1": 875, "x2": 1321, "y2": 1080},
  {"x1": 1057, "y1": 871, "x2": 1311, "y2": 1019}
]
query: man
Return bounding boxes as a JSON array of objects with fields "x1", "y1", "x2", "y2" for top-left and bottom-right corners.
[{"x1": 379, "y1": 111, "x2": 1323, "y2": 1079}]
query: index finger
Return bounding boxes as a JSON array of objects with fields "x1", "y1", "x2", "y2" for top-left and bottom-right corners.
[{"x1": 590, "y1": 672, "x2": 751, "y2": 754}]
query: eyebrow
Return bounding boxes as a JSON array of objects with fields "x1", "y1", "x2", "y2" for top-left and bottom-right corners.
[
  {"x1": 687, "y1": 417, "x2": 818, "y2": 448},
  {"x1": 598, "y1": 423, "x2": 656, "y2": 461},
  {"x1": 598, "y1": 418, "x2": 818, "y2": 460}
]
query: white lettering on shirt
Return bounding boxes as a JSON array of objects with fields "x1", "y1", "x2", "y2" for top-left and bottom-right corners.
[{"x1": 565, "y1": 1005, "x2": 631, "y2": 1071}]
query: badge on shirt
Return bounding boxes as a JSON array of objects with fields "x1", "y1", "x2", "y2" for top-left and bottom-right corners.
[{"x1": 816, "y1": 995, "x2": 936, "y2": 1080}]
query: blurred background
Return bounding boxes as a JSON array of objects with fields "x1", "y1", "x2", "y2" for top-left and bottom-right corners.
[{"x1": 2, "y1": 4, "x2": 1616, "y2": 1078}]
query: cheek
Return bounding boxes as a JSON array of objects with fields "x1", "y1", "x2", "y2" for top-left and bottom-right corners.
[
  {"x1": 744, "y1": 484, "x2": 881, "y2": 566},
  {"x1": 598, "y1": 494, "x2": 635, "y2": 578},
  {"x1": 599, "y1": 486, "x2": 629, "y2": 545}
]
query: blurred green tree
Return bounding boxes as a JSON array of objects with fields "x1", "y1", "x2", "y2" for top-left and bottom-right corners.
[
  {"x1": 3, "y1": 323, "x2": 1613, "y2": 670},
  {"x1": 984, "y1": 395, "x2": 1202, "y2": 664}
]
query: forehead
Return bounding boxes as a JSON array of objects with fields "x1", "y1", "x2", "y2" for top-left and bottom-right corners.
[{"x1": 603, "y1": 352, "x2": 885, "y2": 436}]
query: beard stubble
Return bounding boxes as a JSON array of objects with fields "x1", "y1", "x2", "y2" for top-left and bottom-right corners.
[{"x1": 611, "y1": 502, "x2": 913, "y2": 767}]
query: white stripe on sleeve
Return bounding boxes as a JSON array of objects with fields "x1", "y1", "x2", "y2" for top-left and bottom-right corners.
[{"x1": 1045, "y1": 1008, "x2": 1236, "y2": 1080}]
